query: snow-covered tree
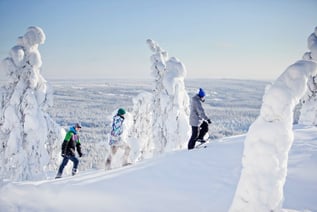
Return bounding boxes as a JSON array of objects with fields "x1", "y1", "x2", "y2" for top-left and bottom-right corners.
[
  {"x1": 126, "y1": 40, "x2": 190, "y2": 161},
  {"x1": 146, "y1": 39, "x2": 190, "y2": 152},
  {"x1": 299, "y1": 26, "x2": 317, "y2": 125},
  {"x1": 128, "y1": 92, "x2": 154, "y2": 160},
  {"x1": 230, "y1": 27, "x2": 317, "y2": 211},
  {"x1": 0, "y1": 26, "x2": 64, "y2": 181}
]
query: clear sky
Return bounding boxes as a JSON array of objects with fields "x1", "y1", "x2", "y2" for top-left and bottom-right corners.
[{"x1": 0, "y1": 0, "x2": 316, "y2": 80}]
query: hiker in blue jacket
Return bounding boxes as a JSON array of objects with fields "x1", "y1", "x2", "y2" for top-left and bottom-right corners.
[
  {"x1": 188, "y1": 88, "x2": 212, "y2": 150},
  {"x1": 56, "y1": 123, "x2": 83, "y2": 178}
]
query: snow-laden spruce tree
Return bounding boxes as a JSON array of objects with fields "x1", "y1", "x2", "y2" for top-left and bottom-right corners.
[
  {"x1": 126, "y1": 40, "x2": 190, "y2": 161},
  {"x1": 0, "y1": 26, "x2": 64, "y2": 181},
  {"x1": 299, "y1": 26, "x2": 317, "y2": 125},
  {"x1": 128, "y1": 92, "x2": 154, "y2": 160},
  {"x1": 230, "y1": 27, "x2": 317, "y2": 212},
  {"x1": 146, "y1": 39, "x2": 190, "y2": 153}
]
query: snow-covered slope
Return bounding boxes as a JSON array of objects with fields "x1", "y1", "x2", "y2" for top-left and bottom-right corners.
[{"x1": 0, "y1": 125, "x2": 316, "y2": 212}]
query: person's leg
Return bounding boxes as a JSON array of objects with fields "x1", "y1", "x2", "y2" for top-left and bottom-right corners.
[
  {"x1": 69, "y1": 156, "x2": 79, "y2": 175},
  {"x1": 122, "y1": 144, "x2": 131, "y2": 166},
  {"x1": 106, "y1": 145, "x2": 116, "y2": 170},
  {"x1": 197, "y1": 121, "x2": 209, "y2": 141},
  {"x1": 56, "y1": 157, "x2": 69, "y2": 178},
  {"x1": 111, "y1": 145, "x2": 118, "y2": 155},
  {"x1": 105, "y1": 154, "x2": 112, "y2": 170},
  {"x1": 188, "y1": 126, "x2": 199, "y2": 150}
]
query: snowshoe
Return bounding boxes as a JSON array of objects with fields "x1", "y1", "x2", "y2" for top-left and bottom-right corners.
[
  {"x1": 55, "y1": 173, "x2": 62, "y2": 179},
  {"x1": 196, "y1": 139, "x2": 207, "y2": 144},
  {"x1": 195, "y1": 139, "x2": 210, "y2": 149},
  {"x1": 72, "y1": 168, "x2": 77, "y2": 176}
]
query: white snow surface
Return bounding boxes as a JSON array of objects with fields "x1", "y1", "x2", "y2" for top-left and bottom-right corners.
[{"x1": 0, "y1": 125, "x2": 316, "y2": 212}]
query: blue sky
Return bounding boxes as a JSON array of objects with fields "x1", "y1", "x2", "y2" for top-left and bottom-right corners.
[{"x1": 0, "y1": 0, "x2": 316, "y2": 80}]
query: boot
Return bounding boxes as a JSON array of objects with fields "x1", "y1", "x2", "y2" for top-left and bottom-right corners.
[
  {"x1": 55, "y1": 173, "x2": 62, "y2": 179},
  {"x1": 105, "y1": 158, "x2": 111, "y2": 170},
  {"x1": 196, "y1": 138, "x2": 206, "y2": 143},
  {"x1": 72, "y1": 168, "x2": 77, "y2": 176}
]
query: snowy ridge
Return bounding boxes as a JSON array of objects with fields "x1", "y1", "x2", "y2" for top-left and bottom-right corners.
[{"x1": 0, "y1": 126, "x2": 316, "y2": 212}]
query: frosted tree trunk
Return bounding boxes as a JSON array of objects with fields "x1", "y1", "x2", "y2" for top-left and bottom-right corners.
[
  {"x1": 0, "y1": 27, "x2": 64, "y2": 181},
  {"x1": 230, "y1": 27, "x2": 317, "y2": 212}
]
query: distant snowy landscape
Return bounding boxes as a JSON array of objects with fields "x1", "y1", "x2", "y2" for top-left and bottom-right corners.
[{"x1": 47, "y1": 78, "x2": 267, "y2": 143}]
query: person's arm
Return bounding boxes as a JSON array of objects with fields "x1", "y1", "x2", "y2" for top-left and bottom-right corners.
[
  {"x1": 61, "y1": 132, "x2": 72, "y2": 156},
  {"x1": 196, "y1": 100, "x2": 209, "y2": 121},
  {"x1": 76, "y1": 140, "x2": 82, "y2": 157}
]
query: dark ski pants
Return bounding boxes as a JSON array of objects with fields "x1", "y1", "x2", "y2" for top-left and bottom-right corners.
[
  {"x1": 57, "y1": 155, "x2": 79, "y2": 176},
  {"x1": 188, "y1": 121, "x2": 209, "y2": 150}
]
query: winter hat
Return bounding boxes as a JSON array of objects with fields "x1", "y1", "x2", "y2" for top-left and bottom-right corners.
[
  {"x1": 75, "y1": 123, "x2": 82, "y2": 128},
  {"x1": 198, "y1": 88, "x2": 206, "y2": 98},
  {"x1": 117, "y1": 108, "x2": 126, "y2": 116}
]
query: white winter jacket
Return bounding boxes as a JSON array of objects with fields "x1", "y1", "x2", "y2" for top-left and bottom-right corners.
[{"x1": 189, "y1": 95, "x2": 209, "y2": 126}]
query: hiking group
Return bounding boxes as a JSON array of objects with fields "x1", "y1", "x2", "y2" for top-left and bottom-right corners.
[{"x1": 56, "y1": 88, "x2": 211, "y2": 178}]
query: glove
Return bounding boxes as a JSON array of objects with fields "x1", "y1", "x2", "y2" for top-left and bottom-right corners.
[
  {"x1": 207, "y1": 119, "x2": 212, "y2": 124},
  {"x1": 79, "y1": 152, "x2": 83, "y2": 157},
  {"x1": 61, "y1": 153, "x2": 66, "y2": 157}
]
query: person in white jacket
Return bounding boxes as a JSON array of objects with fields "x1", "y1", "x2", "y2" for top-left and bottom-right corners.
[
  {"x1": 106, "y1": 108, "x2": 131, "y2": 169},
  {"x1": 188, "y1": 88, "x2": 211, "y2": 150}
]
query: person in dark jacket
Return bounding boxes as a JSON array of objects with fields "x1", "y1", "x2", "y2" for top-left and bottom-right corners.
[
  {"x1": 188, "y1": 88, "x2": 212, "y2": 150},
  {"x1": 56, "y1": 123, "x2": 83, "y2": 178}
]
